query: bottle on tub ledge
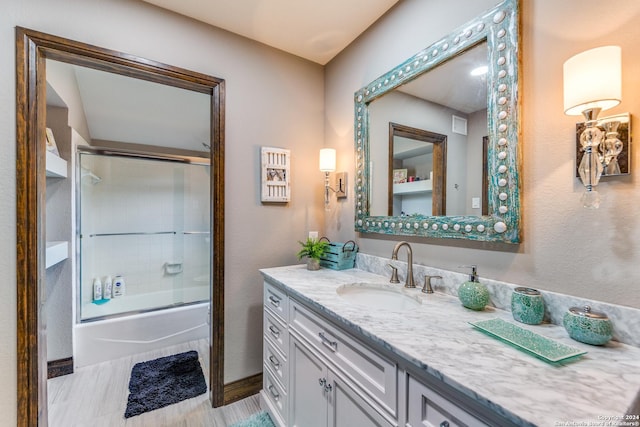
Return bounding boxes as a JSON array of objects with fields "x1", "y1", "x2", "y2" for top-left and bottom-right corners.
[
  {"x1": 103, "y1": 275, "x2": 112, "y2": 300},
  {"x1": 93, "y1": 277, "x2": 102, "y2": 302},
  {"x1": 113, "y1": 275, "x2": 126, "y2": 297}
]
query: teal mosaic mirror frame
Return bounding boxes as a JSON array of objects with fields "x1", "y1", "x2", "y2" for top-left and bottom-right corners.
[{"x1": 354, "y1": 0, "x2": 521, "y2": 243}]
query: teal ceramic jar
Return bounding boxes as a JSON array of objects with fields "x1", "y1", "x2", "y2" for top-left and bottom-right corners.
[
  {"x1": 511, "y1": 287, "x2": 545, "y2": 325},
  {"x1": 458, "y1": 281, "x2": 489, "y2": 311},
  {"x1": 563, "y1": 305, "x2": 613, "y2": 346}
]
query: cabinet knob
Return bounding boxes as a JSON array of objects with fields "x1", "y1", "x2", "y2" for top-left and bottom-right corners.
[
  {"x1": 318, "y1": 378, "x2": 326, "y2": 387},
  {"x1": 268, "y1": 385, "x2": 280, "y2": 401},
  {"x1": 439, "y1": 421, "x2": 450, "y2": 427},
  {"x1": 318, "y1": 332, "x2": 338, "y2": 352},
  {"x1": 268, "y1": 295, "x2": 281, "y2": 307},
  {"x1": 268, "y1": 325, "x2": 280, "y2": 338},
  {"x1": 324, "y1": 383, "x2": 333, "y2": 393},
  {"x1": 268, "y1": 355, "x2": 280, "y2": 368}
]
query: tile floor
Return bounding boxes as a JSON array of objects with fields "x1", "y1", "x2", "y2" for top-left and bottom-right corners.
[{"x1": 47, "y1": 339, "x2": 261, "y2": 427}]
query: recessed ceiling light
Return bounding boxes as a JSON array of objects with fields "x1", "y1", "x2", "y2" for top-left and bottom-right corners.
[{"x1": 470, "y1": 65, "x2": 488, "y2": 76}]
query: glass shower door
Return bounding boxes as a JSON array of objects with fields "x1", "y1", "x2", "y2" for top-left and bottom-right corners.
[{"x1": 78, "y1": 150, "x2": 210, "y2": 322}]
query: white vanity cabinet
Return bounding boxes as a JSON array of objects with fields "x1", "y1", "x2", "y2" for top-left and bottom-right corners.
[
  {"x1": 289, "y1": 338, "x2": 394, "y2": 427},
  {"x1": 262, "y1": 282, "x2": 289, "y2": 426},
  {"x1": 288, "y1": 302, "x2": 396, "y2": 427},
  {"x1": 262, "y1": 279, "x2": 509, "y2": 427},
  {"x1": 262, "y1": 280, "x2": 396, "y2": 427}
]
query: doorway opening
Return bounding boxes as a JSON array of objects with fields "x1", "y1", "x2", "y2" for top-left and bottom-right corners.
[{"x1": 16, "y1": 27, "x2": 225, "y2": 426}]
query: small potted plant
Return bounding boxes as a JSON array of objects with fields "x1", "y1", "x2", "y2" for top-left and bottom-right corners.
[{"x1": 297, "y1": 237, "x2": 329, "y2": 271}]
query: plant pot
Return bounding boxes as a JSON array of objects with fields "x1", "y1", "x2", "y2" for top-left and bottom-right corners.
[{"x1": 306, "y1": 258, "x2": 320, "y2": 271}]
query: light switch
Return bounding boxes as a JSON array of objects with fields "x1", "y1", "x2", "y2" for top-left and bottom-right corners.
[
  {"x1": 308, "y1": 231, "x2": 318, "y2": 239},
  {"x1": 472, "y1": 197, "x2": 480, "y2": 209}
]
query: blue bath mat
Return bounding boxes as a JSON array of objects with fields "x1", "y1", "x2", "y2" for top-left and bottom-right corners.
[
  {"x1": 124, "y1": 350, "x2": 207, "y2": 418},
  {"x1": 230, "y1": 411, "x2": 276, "y2": 427}
]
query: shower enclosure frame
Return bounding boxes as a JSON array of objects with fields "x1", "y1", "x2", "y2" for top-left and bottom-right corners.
[
  {"x1": 75, "y1": 145, "x2": 211, "y2": 323},
  {"x1": 15, "y1": 27, "x2": 226, "y2": 426}
]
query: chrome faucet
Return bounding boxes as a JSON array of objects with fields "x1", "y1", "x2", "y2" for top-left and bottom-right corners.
[{"x1": 390, "y1": 241, "x2": 415, "y2": 288}]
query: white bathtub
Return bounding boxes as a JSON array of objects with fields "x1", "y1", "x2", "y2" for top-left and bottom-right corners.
[{"x1": 74, "y1": 298, "x2": 209, "y2": 368}]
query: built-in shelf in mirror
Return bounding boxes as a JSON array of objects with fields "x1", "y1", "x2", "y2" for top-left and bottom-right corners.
[{"x1": 393, "y1": 180, "x2": 432, "y2": 195}]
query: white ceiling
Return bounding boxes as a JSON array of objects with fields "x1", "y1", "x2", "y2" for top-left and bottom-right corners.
[
  {"x1": 399, "y1": 41, "x2": 488, "y2": 115},
  {"x1": 141, "y1": 0, "x2": 400, "y2": 65},
  {"x1": 46, "y1": 2, "x2": 488, "y2": 154},
  {"x1": 73, "y1": 66, "x2": 210, "y2": 151}
]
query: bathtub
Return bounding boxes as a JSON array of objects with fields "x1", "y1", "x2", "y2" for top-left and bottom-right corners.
[{"x1": 74, "y1": 291, "x2": 209, "y2": 368}]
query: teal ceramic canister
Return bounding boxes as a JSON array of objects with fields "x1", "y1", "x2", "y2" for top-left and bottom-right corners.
[
  {"x1": 511, "y1": 287, "x2": 545, "y2": 325},
  {"x1": 563, "y1": 305, "x2": 613, "y2": 346}
]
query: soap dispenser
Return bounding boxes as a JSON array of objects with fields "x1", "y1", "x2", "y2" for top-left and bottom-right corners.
[{"x1": 458, "y1": 265, "x2": 489, "y2": 311}]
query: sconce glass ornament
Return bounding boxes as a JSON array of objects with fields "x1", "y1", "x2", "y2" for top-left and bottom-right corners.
[
  {"x1": 578, "y1": 111, "x2": 604, "y2": 209},
  {"x1": 600, "y1": 118, "x2": 625, "y2": 175}
]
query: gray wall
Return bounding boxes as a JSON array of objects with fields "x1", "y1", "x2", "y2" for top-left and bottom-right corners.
[
  {"x1": 324, "y1": 0, "x2": 640, "y2": 309},
  {"x1": 466, "y1": 109, "x2": 487, "y2": 215},
  {"x1": 1, "y1": 0, "x2": 325, "y2": 421}
]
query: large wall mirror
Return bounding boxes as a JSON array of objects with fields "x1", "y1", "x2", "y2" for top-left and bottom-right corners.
[{"x1": 354, "y1": 0, "x2": 521, "y2": 243}]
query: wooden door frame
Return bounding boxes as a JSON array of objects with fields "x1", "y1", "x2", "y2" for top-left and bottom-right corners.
[
  {"x1": 388, "y1": 122, "x2": 447, "y2": 216},
  {"x1": 15, "y1": 27, "x2": 225, "y2": 426}
]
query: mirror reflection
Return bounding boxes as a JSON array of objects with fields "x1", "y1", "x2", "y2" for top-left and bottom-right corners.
[
  {"x1": 388, "y1": 123, "x2": 446, "y2": 217},
  {"x1": 369, "y1": 42, "x2": 488, "y2": 218}
]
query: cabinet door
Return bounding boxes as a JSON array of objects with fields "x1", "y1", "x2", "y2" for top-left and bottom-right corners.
[
  {"x1": 328, "y1": 370, "x2": 395, "y2": 427},
  {"x1": 407, "y1": 376, "x2": 488, "y2": 427},
  {"x1": 289, "y1": 337, "x2": 328, "y2": 427}
]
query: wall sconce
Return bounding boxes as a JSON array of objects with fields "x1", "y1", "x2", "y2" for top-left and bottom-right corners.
[
  {"x1": 319, "y1": 148, "x2": 347, "y2": 209},
  {"x1": 563, "y1": 45, "x2": 629, "y2": 208}
]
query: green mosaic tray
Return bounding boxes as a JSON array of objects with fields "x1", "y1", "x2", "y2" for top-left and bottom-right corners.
[{"x1": 469, "y1": 318, "x2": 587, "y2": 364}]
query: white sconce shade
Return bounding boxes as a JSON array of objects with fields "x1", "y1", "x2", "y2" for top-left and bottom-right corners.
[
  {"x1": 319, "y1": 148, "x2": 336, "y2": 172},
  {"x1": 563, "y1": 46, "x2": 622, "y2": 116}
]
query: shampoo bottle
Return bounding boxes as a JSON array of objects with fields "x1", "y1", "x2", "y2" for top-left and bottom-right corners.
[
  {"x1": 113, "y1": 275, "x2": 126, "y2": 297},
  {"x1": 93, "y1": 277, "x2": 103, "y2": 301},
  {"x1": 103, "y1": 275, "x2": 112, "y2": 300},
  {"x1": 457, "y1": 265, "x2": 489, "y2": 311}
]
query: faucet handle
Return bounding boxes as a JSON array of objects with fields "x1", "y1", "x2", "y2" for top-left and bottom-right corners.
[
  {"x1": 388, "y1": 264, "x2": 400, "y2": 284},
  {"x1": 422, "y1": 275, "x2": 442, "y2": 294}
]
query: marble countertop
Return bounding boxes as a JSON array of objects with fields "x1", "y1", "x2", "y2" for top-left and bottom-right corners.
[{"x1": 260, "y1": 265, "x2": 640, "y2": 427}]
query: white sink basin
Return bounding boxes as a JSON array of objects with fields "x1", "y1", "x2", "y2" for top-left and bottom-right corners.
[{"x1": 336, "y1": 283, "x2": 422, "y2": 311}]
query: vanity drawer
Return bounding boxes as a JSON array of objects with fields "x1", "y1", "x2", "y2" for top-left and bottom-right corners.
[
  {"x1": 262, "y1": 367, "x2": 288, "y2": 427},
  {"x1": 264, "y1": 309, "x2": 289, "y2": 356},
  {"x1": 264, "y1": 281, "x2": 288, "y2": 322},
  {"x1": 407, "y1": 375, "x2": 489, "y2": 427},
  {"x1": 263, "y1": 337, "x2": 288, "y2": 389},
  {"x1": 289, "y1": 300, "x2": 397, "y2": 418}
]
